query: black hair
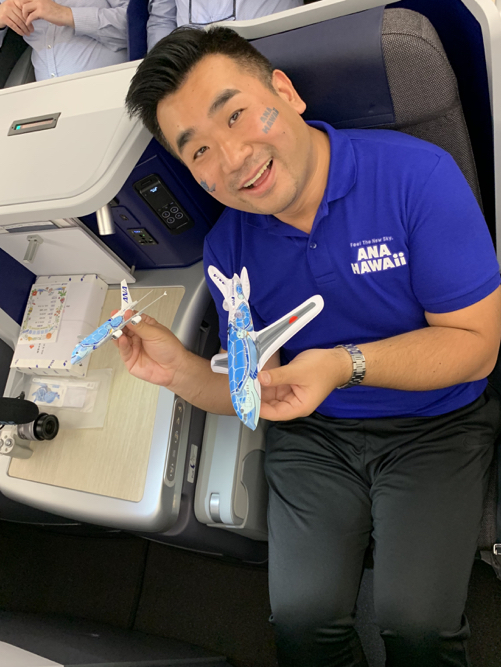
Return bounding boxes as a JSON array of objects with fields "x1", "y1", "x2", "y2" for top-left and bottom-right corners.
[{"x1": 125, "y1": 26, "x2": 275, "y2": 157}]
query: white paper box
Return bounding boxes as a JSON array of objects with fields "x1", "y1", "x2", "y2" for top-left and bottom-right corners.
[{"x1": 12, "y1": 274, "x2": 107, "y2": 377}]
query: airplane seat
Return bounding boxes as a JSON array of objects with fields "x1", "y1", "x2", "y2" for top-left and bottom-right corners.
[
  {"x1": 382, "y1": 2, "x2": 500, "y2": 578},
  {"x1": 245, "y1": 4, "x2": 500, "y2": 577},
  {"x1": 3, "y1": 44, "x2": 35, "y2": 88},
  {"x1": 378, "y1": 8, "x2": 481, "y2": 204},
  {"x1": 379, "y1": 6, "x2": 500, "y2": 576},
  {"x1": 127, "y1": 0, "x2": 149, "y2": 61},
  {"x1": 393, "y1": 0, "x2": 496, "y2": 240},
  {"x1": 186, "y1": 5, "x2": 484, "y2": 556},
  {"x1": 380, "y1": 9, "x2": 499, "y2": 582},
  {"x1": 147, "y1": 4, "x2": 498, "y2": 568},
  {"x1": 384, "y1": 1, "x2": 501, "y2": 577},
  {"x1": 253, "y1": 7, "x2": 481, "y2": 203}
]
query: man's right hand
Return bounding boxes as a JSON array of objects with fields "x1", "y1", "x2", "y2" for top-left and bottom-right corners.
[
  {"x1": 113, "y1": 310, "x2": 188, "y2": 388},
  {"x1": 0, "y1": 0, "x2": 34, "y2": 35},
  {"x1": 114, "y1": 308, "x2": 234, "y2": 417}
]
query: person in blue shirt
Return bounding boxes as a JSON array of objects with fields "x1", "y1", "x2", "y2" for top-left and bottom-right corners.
[
  {"x1": 0, "y1": 0, "x2": 128, "y2": 81},
  {"x1": 146, "y1": 0, "x2": 303, "y2": 52},
  {"x1": 121, "y1": 27, "x2": 501, "y2": 666}
]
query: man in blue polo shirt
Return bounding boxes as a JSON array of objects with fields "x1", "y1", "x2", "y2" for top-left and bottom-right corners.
[{"x1": 122, "y1": 27, "x2": 501, "y2": 667}]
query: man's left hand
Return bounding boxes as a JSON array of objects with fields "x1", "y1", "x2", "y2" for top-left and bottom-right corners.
[
  {"x1": 19, "y1": 0, "x2": 74, "y2": 27},
  {"x1": 258, "y1": 347, "x2": 352, "y2": 421}
]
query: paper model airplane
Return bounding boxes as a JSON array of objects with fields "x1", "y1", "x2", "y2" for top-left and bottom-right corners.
[
  {"x1": 71, "y1": 281, "x2": 167, "y2": 365},
  {"x1": 208, "y1": 266, "x2": 324, "y2": 431}
]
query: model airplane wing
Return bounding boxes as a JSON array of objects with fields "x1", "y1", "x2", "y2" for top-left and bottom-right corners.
[
  {"x1": 255, "y1": 295, "x2": 324, "y2": 369},
  {"x1": 210, "y1": 295, "x2": 324, "y2": 374}
]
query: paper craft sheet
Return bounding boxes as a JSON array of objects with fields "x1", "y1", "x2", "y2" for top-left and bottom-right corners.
[
  {"x1": 12, "y1": 274, "x2": 108, "y2": 377},
  {"x1": 18, "y1": 283, "x2": 68, "y2": 343}
]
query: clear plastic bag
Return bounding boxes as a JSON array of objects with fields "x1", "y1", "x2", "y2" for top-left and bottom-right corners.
[{"x1": 26, "y1": 369, "x2": 114, "y2": 429}]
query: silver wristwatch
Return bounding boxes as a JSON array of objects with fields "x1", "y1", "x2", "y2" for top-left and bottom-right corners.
[{"x1": 335, "y1": 344, "x2": 366, "y2": 389}]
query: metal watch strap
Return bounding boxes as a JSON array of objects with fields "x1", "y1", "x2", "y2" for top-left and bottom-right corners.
[{"x1": 335, "y1": 344, "x2": 366, "y2": 389}]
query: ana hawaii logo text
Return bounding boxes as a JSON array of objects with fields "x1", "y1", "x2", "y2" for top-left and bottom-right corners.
[
  {"x1": 261, "y1": 107, "x2": 279, "y2": 134},
  {"x1": 350, "y1": 240, "x2": 407, "y2": 275}
]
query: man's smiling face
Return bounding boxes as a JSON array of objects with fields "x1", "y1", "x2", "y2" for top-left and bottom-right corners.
[{"x1": 156, "y1": 54, "x2": 311, "y2": 216}]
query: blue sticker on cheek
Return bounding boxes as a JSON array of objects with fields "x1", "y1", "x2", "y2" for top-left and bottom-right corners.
[
  {"x1": 261, "y1": 107, "x2": 279, "y2": 134},
  {"x1": 260, "y1": 107, "x2": 272, "y2": 123},
  {"x1": 200, "y1": 180, "x2": 216, "y2": 193}
]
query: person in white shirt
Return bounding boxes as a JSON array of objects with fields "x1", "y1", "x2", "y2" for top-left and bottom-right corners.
[
  {"x1": 147, "y1": 0, "x2": 303, "y2": 52},
  {"x1": 0, "y1": 0, "x2": 129, "y2": 81}
]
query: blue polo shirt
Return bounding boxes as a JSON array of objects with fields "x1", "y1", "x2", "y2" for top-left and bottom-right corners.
[{"x1": 203, "y1": 121, "x2": 500, "y2": 418}]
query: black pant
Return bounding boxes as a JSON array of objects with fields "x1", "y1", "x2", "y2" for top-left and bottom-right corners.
[{"x1": 264, "y1": 388, "x2": 501, "y2": 666}]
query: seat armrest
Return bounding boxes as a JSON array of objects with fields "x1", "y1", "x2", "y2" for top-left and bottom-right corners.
[{"x1": 195, "y1": 414, "x2": 268, "y2": 541}]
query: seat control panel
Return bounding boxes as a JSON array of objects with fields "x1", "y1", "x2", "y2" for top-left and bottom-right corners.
[
  {"x1": 134, "y1": 174, "x2": 194, "y2": 235},
  {"x1": 165, "y1": 398, "x2": 185, "y2": 485}
]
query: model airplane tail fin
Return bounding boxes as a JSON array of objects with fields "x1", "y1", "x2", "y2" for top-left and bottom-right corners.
[
  {"x1": 240, "y1": 267, "x2": 251, "y2": 301},
  {"x1": 120, "y1": 280, "x2": 133, "y2": 311}
]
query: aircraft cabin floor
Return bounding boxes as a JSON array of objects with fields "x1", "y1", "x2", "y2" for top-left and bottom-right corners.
[{"x1": 0, "y1": 520, "x2": 499, "y2": 666}]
